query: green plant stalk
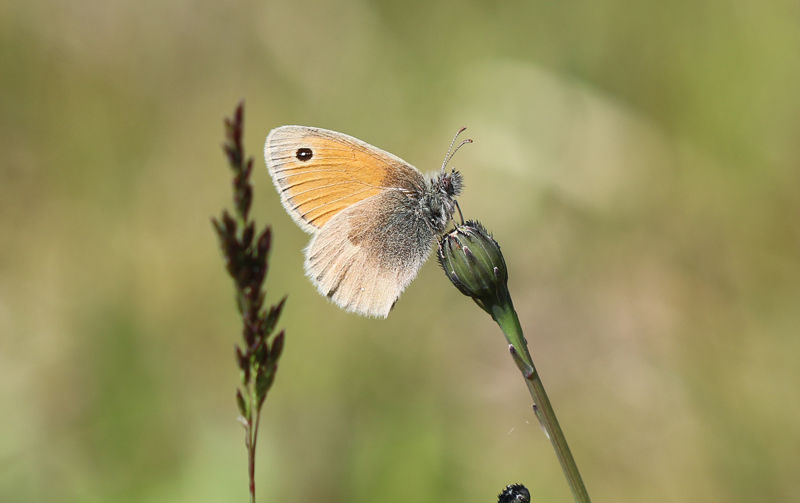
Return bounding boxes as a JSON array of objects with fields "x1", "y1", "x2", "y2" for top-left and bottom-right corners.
[
  {"x1": 247, "y1": 388, "x2": 261, "y2": 503},
  {"x1": 491, "y1": 301, "x2": 591, "y2": 503}
]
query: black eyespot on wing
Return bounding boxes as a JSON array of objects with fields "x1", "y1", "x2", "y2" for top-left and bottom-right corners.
[{"x1": 296, "y1": 147, "x2": 313, "y2": 162}]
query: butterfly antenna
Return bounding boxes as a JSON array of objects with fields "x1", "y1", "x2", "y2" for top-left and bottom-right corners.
[{"x1": 441, "y1": 127, "x2": 472, "y2": 172}]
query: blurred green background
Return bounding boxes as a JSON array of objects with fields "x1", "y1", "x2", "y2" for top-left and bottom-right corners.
[{"x1": 2, "y1": 0, "x2": 800, "y2": 502}]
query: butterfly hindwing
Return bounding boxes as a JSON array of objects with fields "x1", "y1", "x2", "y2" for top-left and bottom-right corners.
[{"x1": 303, "y1": 190, "x2": 436, "y2": 318}]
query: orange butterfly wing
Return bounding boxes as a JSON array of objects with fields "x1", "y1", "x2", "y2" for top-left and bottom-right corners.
[{"x1": 264, "y1": 126, "x2": 425, "y2": 233}]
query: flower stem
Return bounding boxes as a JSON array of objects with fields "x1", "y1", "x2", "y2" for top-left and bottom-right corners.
[{"x1": 491, "y1": 301, "x2": 591, "y2": 503}]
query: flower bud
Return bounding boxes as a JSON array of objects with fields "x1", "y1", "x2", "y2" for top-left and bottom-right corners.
[
  {"x1": 498, "y1": 484, "x2": 531, "y2": 503},
  {"x1": 437, "y1": 220, "x2": 510, "y2": 315}
]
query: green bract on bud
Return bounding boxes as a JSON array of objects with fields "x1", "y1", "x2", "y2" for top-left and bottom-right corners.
[{"x1": 437, "y1": 220, "x2": 511, "y2": 316}]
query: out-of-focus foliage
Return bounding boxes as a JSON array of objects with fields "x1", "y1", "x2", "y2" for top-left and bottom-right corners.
[{"x1": 1, "y1": 1, "x2": 799, "y2": 502}]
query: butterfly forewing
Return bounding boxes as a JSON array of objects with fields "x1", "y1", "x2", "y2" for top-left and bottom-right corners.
[{"x1": 264, "y1": 126, "x2": 425, "y2": 232}]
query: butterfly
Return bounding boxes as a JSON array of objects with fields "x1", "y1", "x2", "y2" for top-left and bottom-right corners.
[{"x1": 264, "y1": 126, "x2": 469, "y2": 318}]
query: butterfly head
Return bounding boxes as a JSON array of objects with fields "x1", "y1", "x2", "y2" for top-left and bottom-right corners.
[
  {"x1": 438, "y1": 168, "x2": 463, "y2": 198},
  {"x1": 437, "y1": 127, "x2": 469, "y2": 198},
  {"x1": 425, "y1": 128, "x2": 471, "y2": 231},
  {"x1": 423, "y1": 168, "x2": 463, "y2": 232}
]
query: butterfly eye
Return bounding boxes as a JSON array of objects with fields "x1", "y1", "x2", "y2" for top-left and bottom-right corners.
[{"x1": 295, "y1": 148, "x2": 313, "y2": 162}]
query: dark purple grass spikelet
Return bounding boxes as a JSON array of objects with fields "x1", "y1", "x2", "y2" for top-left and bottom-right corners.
[
  {"x1": 212, "y1": 102, "x2": 286, "y2": 501},
  {"x1": 213, "y1": 102, "x2": 285, "y2": 408}
]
